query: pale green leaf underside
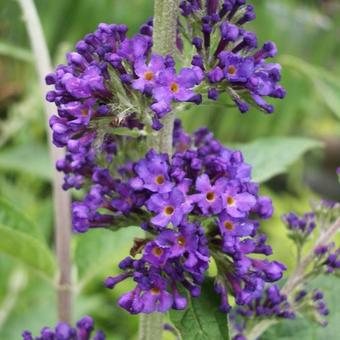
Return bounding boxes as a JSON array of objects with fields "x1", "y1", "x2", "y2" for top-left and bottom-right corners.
[
  {"x1": 236, "y1": 137, "x2": 322, "y2": 183},
  {"x1": 75, "y1": 226, "x2": 144, "y2": 287}
]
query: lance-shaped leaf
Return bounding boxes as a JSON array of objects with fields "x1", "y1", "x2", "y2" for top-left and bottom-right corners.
[
  {"x1": 0, "y1": 197, "x2": 43, "y2": 240},
  {"x1": 236, "y1": 137, "x2": 322, "y2": 183},
  {"x1": 280, "y1": 54, "x2": 340, "y2": 120},
  {"x1": 0, "y1": 224, "x2": 56, "y2": 278},
  {"x1": 0, "y1": 144, "x2": 52, "y2": 180}
]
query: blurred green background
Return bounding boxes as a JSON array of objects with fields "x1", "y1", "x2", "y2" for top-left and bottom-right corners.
[{"x1": 0, "y1": 0, "x2": 339, "y2": 339}]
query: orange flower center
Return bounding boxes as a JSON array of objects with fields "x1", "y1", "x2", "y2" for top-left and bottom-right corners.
[
  {"x1": 227, "y1": 65, "x2": 236, "y2": 75},
  {"x1": 226, "y1": 196, "x2": 235, "y2": 205},
  {"x1": 177, "y1": 235, "x2": 186, "y2": 247},
  {"x1": 81, "y1": 109, "x2": 89, "y2": 117},
  {"x1": 164, "y1": 205, "x2": 175, "y2": 216},
  {"x1": 151, "y1": 287, "x2": 160, "y2": 295},
  {"x1": 224, "y1": 221, "x2": 234, "y2": 231},
  {"x1": 155, "y1": 175, "x2": 165, "y2": 185},
  {"x1": 152, "y1": 247, "x2": 164, "y2": 257},
  {"x1": 206, "y1": 192, "x2": 215, "y2": 202},
  {"x1": 144, "y1": 71, "x2": 154, "y2": 81},
  {"x1": 170, "y1": 82, "x2": 179, "y2": 93}
]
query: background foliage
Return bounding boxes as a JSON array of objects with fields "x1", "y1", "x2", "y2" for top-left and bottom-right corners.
[{"x1": 0, "y1": 0, "x2": 339, "y2": 339}]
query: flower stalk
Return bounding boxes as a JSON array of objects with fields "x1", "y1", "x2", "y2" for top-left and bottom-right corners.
[
  {"x1": 17, "y1": 0, "x2": 72, "y2": 324},
  {"x1": 282, "y1": 217, "x2": 340, "y2": 295},
  {"x1": 138, "y1": 1, "x2": 179, "y2": 339}
]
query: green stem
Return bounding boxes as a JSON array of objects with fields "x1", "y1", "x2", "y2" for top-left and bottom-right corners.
[
  {"x1": 138, "y1": 313, "x2": 164, "y2": 340},
  {"x1": 245, "y1": 319, "x2": 278, "y2": 340},
  {"x1": 152, "y1": 0, "x2": 179, "y2": 56},
  {"x1": 148, "y1": 0, "x2": 179, "y2": 155},
  {"x1": 139, "y1": 1, "x2": 179, "y2": 340}
]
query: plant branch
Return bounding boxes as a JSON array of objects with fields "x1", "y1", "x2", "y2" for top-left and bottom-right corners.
[
  {"x1": 139, "y1": 313, "x2": 164, "y2": 340},
  {"x1": 138, "y1": 1, "x2": 179, "y2": 340},
  {"x1": 245, "y1": 319, "x2": 278, "y2": 340},
  {"x1": 17, "y1": 0, "x2": 72, "y2": 323},
  {"x1": 148, "y1": 0, "x2": 180, "y2": 155},
  {"x1": 152, "y1": 0, "x2": 179, "y2": 56}
]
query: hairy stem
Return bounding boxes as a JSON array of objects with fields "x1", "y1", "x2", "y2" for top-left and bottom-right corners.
[
  {"x1": 246, "y1": 217, "x2": 340, "y2": 340},
  {"x1": 148, "y1": 0, "x2": 179, "y2": 155},
  {"x1": 17, "y1": 0, "x2": 72, "y2": 323},
  {"x1": 138, "y1": 1, "x2": 179, "y2": 340},
  {"x1": 153, "y1": 0, "x2": 179, "y2": 56},
  {"x1": 139, "y1": 313, "x2": 164, "y2": 340}
]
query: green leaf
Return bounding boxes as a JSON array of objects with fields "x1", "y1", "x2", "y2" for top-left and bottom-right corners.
[
  {"x1": 0, "y1": 224, "x2": 56, "y2": 278},
  {"x1": 0, "y1": 144, "x2": 52, "y2": 180},
  {"x1": 0, "y1": 41, "x2": 33, "y2": 62},
  {"x1": 280, "y1": 55, "x2": 340, "y2": 119},
  {"x1": 170, "y1": 277, "x2": 230, "y2": 340},
  {"x1": 75, "y1": 226, "x2": 144, "y2": 288},
  {"x1": 314, "y1": 79, "x2": 340, "y2": 120},
  {"x1": 0, "y1": 196, "x2": 54, "y2": 279},
  {"x1": 0, "y1": 275, "x2": 53, "y2": 339},
  {"x1": 236, "y1": 137, "x2": 322, "y2": 183},
  {"x1": 0, "y1": 197, "x2": 43, "y2": 241},
  {"x1": 262, "y1": 276, "x2": 340, "y2": 340}
]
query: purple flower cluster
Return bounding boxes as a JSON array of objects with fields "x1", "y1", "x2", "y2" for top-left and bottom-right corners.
[
  {"x1": 45, "y1": 21, "x2": 204, "y2": 189},
  {"x1": 44, "y1": 1, "x2": 288, "y2": 328},
  {"x1": 105, "y1": 222, "x2": 209, "y2": 314},
  {"x1": 222, "y1": 198, "x2": 340, "y2": 339},
  {"x1": 132, "y1": 54, "x2": 203, "y2": 119},
  {"x1": 72, "y1": 121, "x2": 285, "y2": 314},
  {"x1": 274, "y1": 204, "x2": 340, "y2": 331},
  {"x1": 179, "y1": 0, "x2": 286, "y2": 113},
  {"x1": 46, "y1": 23, "x2": 141, "y2": 145},
  {"x1": 283, "y1": 208, "x2": 340, "y2": 275},
  {"x1": 294, "y1": 289, "x2": 330, "y2": 327},
  {"x1": 46, "y1": 21, "x2": 203, "y2": 142},
  {"x1": 282, "y1": 211, "x2": 316, "y2": 246},
  {"x1": 238, "y1": 284, "x2": 294, "y2": 319},
  {"x1": 46, "y1": 3, "x2": 286, "y2": 189},
  {"x1": 231, "y1": 284, "x2": 295, "y2": 339},
  {"x1": 55, "y1": 133, "x2": 118, "y2": 190},
  {"x1": 22, "y1": 316, "x2": 105, "y2": 340},
  {"x1": 312, "y1": 290, "x2": 330, "y2": 325},
  {"x1": 314, "y1": 244, "x2": 340, "y2": 274}
]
